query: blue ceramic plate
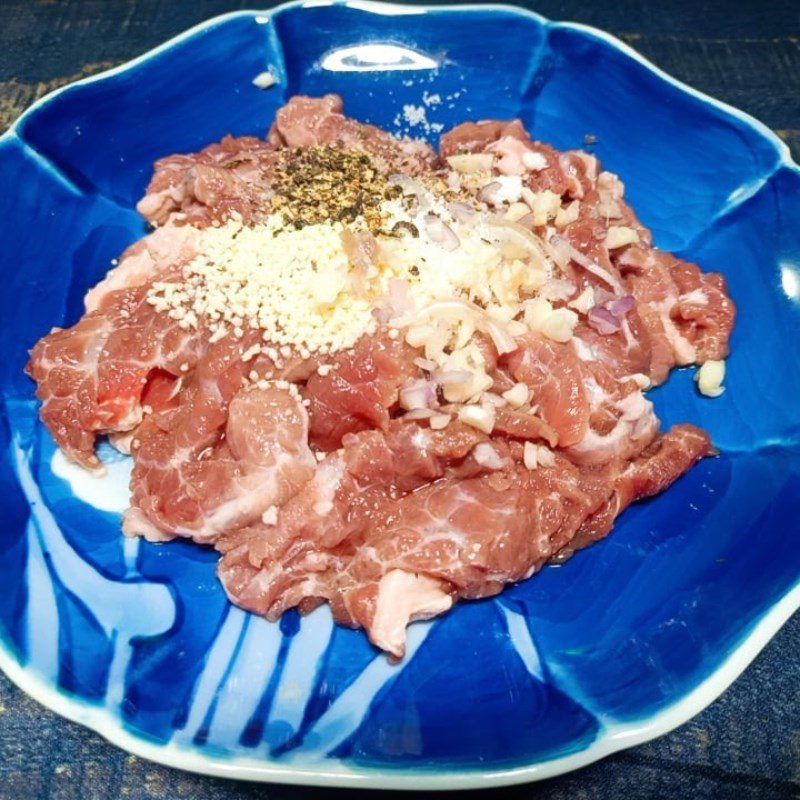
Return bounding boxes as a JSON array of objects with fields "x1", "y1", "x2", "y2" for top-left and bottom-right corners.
[{"x1": 1, "y1": 1, "x2": 798, "y2": 789}]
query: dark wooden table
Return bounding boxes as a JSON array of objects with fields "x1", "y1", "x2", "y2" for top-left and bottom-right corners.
[{"x1": 1, "y1": 2, "x2": 798, "y2": 798}]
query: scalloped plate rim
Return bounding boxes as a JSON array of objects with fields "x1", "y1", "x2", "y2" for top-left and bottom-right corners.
[{"x1": 1, "y1": 0, "x2": 798, "y2": 788}]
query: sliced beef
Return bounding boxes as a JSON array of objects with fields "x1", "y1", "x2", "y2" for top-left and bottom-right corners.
[
  {"x1": 26, "y1": 275, "x2": 204, "y2": 471},
  {"x1": 570, "y1": 423, "x2": 712, "y2": 552},
  {"x1": 85, "y1": 223, "x2": 203, "y2": 313},
  {"x1": 125, "y1": 344, "x2": 315, "y2": 543},
  {"x1": 304, "y1": 332, "x2": 419, "y2": 451},
  {"x1": 137, "y1": 135, "x2": 279, "y2": 228},
  {"x1": 268, "y1": 94, "x2": 439, "y2": 175},
  {"x1": 27, "y1": 98, "x2": 735, "y2": 659},
  {"x1": 504, "y1": 333, "x2": 590, "y2": 448}
]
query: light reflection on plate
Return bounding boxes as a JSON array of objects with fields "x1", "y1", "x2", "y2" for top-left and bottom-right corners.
[{"x1": 320, "y1": 43, "x2": 438, "y2": 72}]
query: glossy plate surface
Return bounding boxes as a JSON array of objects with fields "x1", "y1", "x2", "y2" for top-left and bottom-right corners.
[{"x1": 0, "y1": 1, "x2": 798, "y2": 789}]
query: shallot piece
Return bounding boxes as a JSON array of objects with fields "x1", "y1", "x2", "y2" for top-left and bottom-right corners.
[
  {"x1": 608, "y1": 294, "x2": 635, "y2": 319},
  {"x1": 486, "y1": 320, "x2": 518, "y2": 355},
  {"x1": 478, "y1": 181, "x2": 503, "y2": 206},
  {"x1": 586, "y1": 294, "x2": 635, "y2": 334},
  {"x1": 399, "y1": 378, "x2": 437, "y2": 410},
  {"x1": 558, "y1": 237, "x2": 624, "y2": 293},
  {"x1": 341, "y1": 228, "x2": 378, "y2": 293},
  {"x1": 548, "y1": 234, "x2": 572, "y2": 270},
  {"x1": 473, "y1": 442, "x2": 505, "y2": 470},
  {"x1": 434, "y1": 369, "x2": 474, "y2": 388},
  {"x1": 448, "y1": 201, "x2": 478, "y2": 223},
  {"x1": 413, "y1": 357, "x2": 439, "y2": 372},
  {"x1": 424, "y1": 214, "x2": 460, "y2": 251},
  {"x1": 373, "y1": 279, "x2": 414, "y2": 324},
  {"x1": 516, "y1": 213, "x2": 537, "y2": 230},
  {"x1": 587, "y1": 306, "x2": 621, "y2": 335},
  {"x1": 403, "y1": 408, "x2": 436, "y2": 420}
]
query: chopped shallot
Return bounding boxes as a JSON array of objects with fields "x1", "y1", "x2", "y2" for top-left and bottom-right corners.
[
  {"x1": 587, "y1": 306, "x2": 621, "y2": 335},
  {"x1": 556, "y1": 236, "x2": 624, "y2": 293},
  {"x1": 449, "y1": 201, "x2": 477, "y2": 222},
  {"x1": 429, "y1": 413, "x2": 452, "y2": 430},
  {"x1": 434, "y1": 369, "x2": 473, "y2": 388},
  {"x1": 473, "y1": 442, "x2": 505, "y2": 470},
  {"x1": 341, "y1": 228, "x2": 378, "y2": 293},
  {"x1": 414, "y1": 356, "x2": 439, "y2": 372},
  {"x1": 486, "y1": 320, "x2": 518, "y2": 355},
  {"x1": 424, "y1": 214, "x2": 460, "y2": 251},
  {"x1": 403, "y1": 407, "x2": 436, "y2": 420},
  {"x1": 478, "y1": 181, "x2": 503, "y2": 206},
  {"x1": 608, "y1": 294, "x2": 635, "y2": 318},
  {"x1": 399, "y1": 378, "x2": 437, "y2": 410}
]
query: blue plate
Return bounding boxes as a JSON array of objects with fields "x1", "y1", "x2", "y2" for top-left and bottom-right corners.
[{"x1": 1, "y1": 1, "x2": 798, "y2": 789}]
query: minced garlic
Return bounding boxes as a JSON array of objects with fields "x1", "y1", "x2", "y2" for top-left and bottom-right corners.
[
  {"x1": 147, "y1": 215, "x2": 378, "y2": 354},
  {"x1": 458, "y1": 404, "x2": 495, "y2": 434}
]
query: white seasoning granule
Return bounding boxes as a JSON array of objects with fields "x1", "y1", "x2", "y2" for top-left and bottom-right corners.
[
  {"x1": 605, "y1": 226, "x2": 640, "y2": 249},
  {"x1": 252, "y1": 70, "x2": 277, "y2": 89},
  {"x1": 145, "y1": 215, "x2": 378, "y2": 356},
  {"x1": 457, "y1": 404, "x2": 495, "y2": 434},
  {"x1": 261, "y1": 506, "x2": 279, "y2": 525},
  {"x1": 696, "y1": 359, "x2": 726, "y2": 398},
  {"x1": 241, "y1": 344, "x2": 262, "y2": 362},
  {"x1": 523, "y1": 441, "x2": 538, "y2": 470},
  {"x1": 502, "y1": 383, "x2": 529, "y2": 408},
  {"x1": 536, "y1": 446, "x2": 556, "y2": 467}
]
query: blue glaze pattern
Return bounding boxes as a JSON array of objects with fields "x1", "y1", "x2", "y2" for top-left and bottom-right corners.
[{"x1": 0, "y1": 2, "x2": 798, "y2": 788}]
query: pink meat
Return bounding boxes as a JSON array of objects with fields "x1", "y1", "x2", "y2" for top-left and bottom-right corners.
[
  {"x1": 84, "y1": 223, "x2": 203, "y2": 313},
  {"x1": 268, "y1": 94, "x2": 438, "y2": 175},
  {"x1": 215, "y1": 420, "x2": 490, "y2": 617},
  {"x1": 570, "y1": 423, "x2": 711, "y2": 552},
  {"x1": 440, "y1": 118, "x2": 571, "y2": 195},
  {"x1": 26, "y1": 276, "x2": 203, "y2": 471},
  {"x1": 137, "y1": 134, "x2": 279, "y2": 227},
  {"x1": 26, "y1": 98, "x2": 735, "y2": 659},
  {"x1": 504, "y1": 334, "x2": 590, "y2": 448},
  {"x1": 564, "y1": 360, "x2": 658, "y2": 467},
  {"x1": 439, "y1": 119, "x2": 530, "y2": 156},
  {"x1": 618, "y1": 245, "x2": 734, "y2": 383},
  {"x1": 219, "y1": 421, "x2": 709, "y2": 658},
  {"x1": 670, "y1": 260, "x2": 735, "y2": 362},
  {"x1": 125, "y1": 381, "x2": 315, "y2": 543},
  {"x1": 305, "y1": 332, "x2": 419, "y2": 451},
  {"x1": 218, "y1": 447, "x2": 610, "y2": 658}
]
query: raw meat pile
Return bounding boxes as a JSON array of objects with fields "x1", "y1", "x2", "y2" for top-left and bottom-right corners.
[{"x1": 27, "y1": 95, "x2": 734, "y2": 658}]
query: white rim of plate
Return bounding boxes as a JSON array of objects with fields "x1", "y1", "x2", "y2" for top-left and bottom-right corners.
[{"x1": 1, "y1": 0, "x2": 798, "y2": 789}]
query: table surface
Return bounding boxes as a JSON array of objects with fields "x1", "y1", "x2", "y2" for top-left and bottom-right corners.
[{"x1": 1, "y1": 1, "x2": 798, "y2": 798}]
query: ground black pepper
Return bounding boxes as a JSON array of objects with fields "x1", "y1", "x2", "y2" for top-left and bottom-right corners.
[{"x1": 271, "y1": 146, "x2": 391, "y2": 233}]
